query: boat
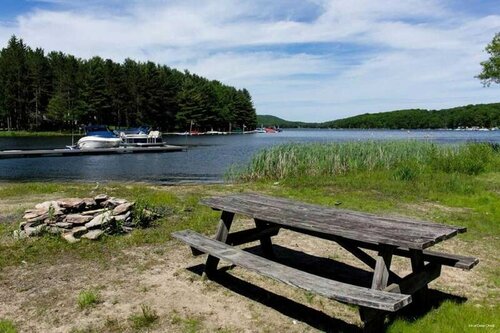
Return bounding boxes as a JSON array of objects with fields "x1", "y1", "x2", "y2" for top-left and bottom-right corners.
[
  {"x1": 256, "y1": 124, "x2": 282, "y2": 133},
  {"x1": 117, "y1": 126, "x2": 164, "y2": 146},
  {"x1": 256, "y1": 126, "x2": 266, "y2": 133},
  {"x1": 77, "y1": 125, "x2": 122, "y2": 149},
  {"x1": 205, "y1": 128, "x2": 224, "y2": 135}
]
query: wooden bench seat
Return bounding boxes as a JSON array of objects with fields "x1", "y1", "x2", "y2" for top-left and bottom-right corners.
[
  {"x1": 172, "y1": 230, "x2": 412, "y2": 312},
  {"x1": 399, "y1": 248, "x2": 478, "y2": 270},
  {"x1": 325, "y1": 235, "x2": 479, "y2": 270}
]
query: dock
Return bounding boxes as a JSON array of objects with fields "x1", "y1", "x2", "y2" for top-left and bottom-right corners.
[{"x1": 0, "y1": 145, "x2": 186, "y2": 159}]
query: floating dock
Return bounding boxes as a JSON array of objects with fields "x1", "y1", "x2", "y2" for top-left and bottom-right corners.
[{"x1": 0, "y1": 145, "x2": 186, "y2": 159}]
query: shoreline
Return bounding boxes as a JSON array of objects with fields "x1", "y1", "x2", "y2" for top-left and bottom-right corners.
[{"x1": 1, "y1": 127, "x2": 500, "y2": 138}]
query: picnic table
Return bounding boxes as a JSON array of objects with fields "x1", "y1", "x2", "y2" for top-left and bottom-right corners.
[{"x1": 173, "y1": 193, "x2": 478, "y2": 332}]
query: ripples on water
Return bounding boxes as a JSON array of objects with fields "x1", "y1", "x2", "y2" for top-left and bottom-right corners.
[{"x1": 0, "y1": 129, "x2": 499, "y2": 183}]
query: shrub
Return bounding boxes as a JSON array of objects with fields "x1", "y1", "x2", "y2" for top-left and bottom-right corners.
[{"x1": 132, "y1": 200, "x2": 161, "y2": 228}]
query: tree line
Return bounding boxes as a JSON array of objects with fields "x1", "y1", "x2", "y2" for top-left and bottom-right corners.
[
  {"x1": 258, "y1": 103, "x2": 500, "y2": 129},
  {"x1": 0, "y1": 36, "x2": 257, "y2": 131}
]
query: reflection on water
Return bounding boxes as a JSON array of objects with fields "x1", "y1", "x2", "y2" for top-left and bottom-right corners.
[{"x1": 0, "y1": 129, "x2": 499, "y2": 183}]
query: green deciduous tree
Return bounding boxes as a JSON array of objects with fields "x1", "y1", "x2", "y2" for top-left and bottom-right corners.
[{"x1": 478, "y1": 32, "x2": 500, "y2": 86}]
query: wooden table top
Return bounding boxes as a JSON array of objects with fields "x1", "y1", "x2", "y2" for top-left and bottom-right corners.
[{"x1": 201, "y1": 193, "x2": 466, "y2": 250}]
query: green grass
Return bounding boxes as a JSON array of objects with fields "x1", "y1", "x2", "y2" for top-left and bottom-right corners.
[
  {"x1": 0, "y1": 130, "x2": 76, "y2": 137},
  {"x1": 0, "y1": 320, "x2": 17, "y2": 333},
  {"x1": 0, "y1": 182, "x2": 222, "y2": 269},
  {"x1": 77, "y1": 289, "x2": 101, "y2": 309},
  {"x1": 388, "y1": 301, "x2": 499, "y2": 333},
  {"x1": 129, "y1": 304, "x2": 159, "y2": 330},
  {"x1": 171, "y1": 313, "x2": 204, "y2": 333}
]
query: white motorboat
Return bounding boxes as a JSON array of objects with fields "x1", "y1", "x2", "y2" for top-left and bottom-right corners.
[
  {"x1": 77, "y1": 136, "x2": 122, "y2": 149},
  {"x1": 77, "y1": 125, "x2": 122, "y2": 149}
]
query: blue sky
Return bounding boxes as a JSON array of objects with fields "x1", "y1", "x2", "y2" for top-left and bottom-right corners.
[{"x1": 0, "y1": 0, "x2": 499, "y2": 121}]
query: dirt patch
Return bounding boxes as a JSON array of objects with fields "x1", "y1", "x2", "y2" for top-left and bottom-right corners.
[
  {"x1": 0, "y1": 220, "x2": 487, "y2": 333},
  {"x1": 403, "y1": 202, "x2": 471, "y2": 215}
]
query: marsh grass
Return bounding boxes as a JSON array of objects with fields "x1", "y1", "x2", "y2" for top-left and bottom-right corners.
[{"x1": 233, "y1": 141, "x2": 499, "y2": 181}]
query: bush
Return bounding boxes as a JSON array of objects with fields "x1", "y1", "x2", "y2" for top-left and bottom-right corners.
[{"x1": 132, "y1": 200, "x2": 157, "y2": 228}]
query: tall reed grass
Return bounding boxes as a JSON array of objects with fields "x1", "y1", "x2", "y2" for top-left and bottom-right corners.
[{"x1": 234, "y1": 141, "x2": 499, "y2": 181}]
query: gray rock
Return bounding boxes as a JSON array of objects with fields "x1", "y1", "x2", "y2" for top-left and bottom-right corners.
[
  {"x1": 25, "y1": 213, "x2": 49, "y2": 223},
  {"x1": 81, "y1": 208, "x2": 107, "y2": 216},
  {"x1": 35, "y1": 201, "x2": 61, "y2": 212},
  {"x1": 24, "y1": 225, "x2": 46, "y2": 237},
  {"x1": 142, "y1": 209, "x2": 159, "y2": 219},
  {"x1": 122, "y1": 226, "x2": 134, "y2": 233},
  {"x1": 94, "y1": 194, "x2": 109, "y2": 202},
  {"x1": 57, "y1": 198, "x2": 85, "y2": 210},
  {"x1": 64, "y1": 214, "x2": 93, "y2": 225},
  {"x1": 82, "y1": 198, "x2": 97, "y2": 208},
  {"x1": 19, "y1": 221, "x2": 28, "y2": 230},
  {"x1": 47, "y1": 226, "x2": 64, "y2": 235},
  {"x1": 43, "y1": 215, "x2": 64, "y2": 224},
  {"x1": 62, "y1": 232, "x2": 79, "y2": 243},
  {"x1": 71, "y1": 226, "x2": 88, "y2": 238},
  {"x1": 81, "y1": 229, "x2": 104, "y2": 240},
  {"x1": 113, "y1": 203, "x2": 133, "y2": 216},
  {"x1": 35, "y1": 201, "x2": 64, "y2": 215},
  {"x1": 23, "y1": 209, "x2": 47, "y2": 220},
  {"x1": 114, "y1": 211, "x2": 131, "y2": 222},
  {"x1": 13, "y1": 230, "x2": 27, "y2": 239},
  {"x1": 102, "y1": 197, "x2": 128, "y2": 208},
  {"x1": 54, "y1": 222, "x2": 72, "y2": 229},
  {"x1": 85, "y1": 212, "x2": 113, "y2": 229}
]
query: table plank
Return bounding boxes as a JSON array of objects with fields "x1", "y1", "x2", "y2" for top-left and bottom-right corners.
[{"x1": 201, "y1": 194, "x2": 465, "y2": 250}]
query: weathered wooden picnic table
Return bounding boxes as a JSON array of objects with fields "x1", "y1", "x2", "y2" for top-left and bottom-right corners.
[{"x1": 173, "y1": 193, "x2": 478, "y2": 332}]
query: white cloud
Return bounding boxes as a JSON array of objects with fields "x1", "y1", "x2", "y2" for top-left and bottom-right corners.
[{"x1": 1, "y1": 0, "x2": 499, "y2": 121}]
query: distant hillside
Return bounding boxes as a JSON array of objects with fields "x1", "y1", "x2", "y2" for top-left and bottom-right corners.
[
  {"x1": 256, "y1": 115, "x2": 318, "y2": 128},
  {"x1": 326, "y1": 103, "x2": 500, "y2": 129},
  {"x1": 259, "y1": 103, "x2": 500, "y2": 129}
]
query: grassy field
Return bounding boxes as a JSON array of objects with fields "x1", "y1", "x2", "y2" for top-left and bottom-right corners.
[{"x1": 0, "y1": 141, "x2": 498, "y2": 332}]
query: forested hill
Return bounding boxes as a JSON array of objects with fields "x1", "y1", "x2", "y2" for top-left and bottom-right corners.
[
  {"x1": 256, "y1": 115, "x2": 315, "y2": 128},
  {"x1": 326, "y1": 103, "x2": 500, "y2": 129},
  {"x1": 0, "y1": 36, "x2": 257, "y2": 131},
  {"x1": 258, "y1": 103, "x2": 500, "y2": 129}
]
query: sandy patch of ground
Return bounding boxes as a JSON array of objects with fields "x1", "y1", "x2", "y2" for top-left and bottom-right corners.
[{"x1": 0, "y1": 214, "x2": 486, "y2": 333}]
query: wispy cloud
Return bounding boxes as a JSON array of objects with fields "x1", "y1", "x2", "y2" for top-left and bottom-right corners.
[{"x1": 0, "y1": 0, "x2": 499, "y2": 121}]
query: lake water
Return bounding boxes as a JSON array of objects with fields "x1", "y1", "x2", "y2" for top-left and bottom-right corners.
[{"x1": 0, "y1": 129, "x2": 499, "y2": 183}]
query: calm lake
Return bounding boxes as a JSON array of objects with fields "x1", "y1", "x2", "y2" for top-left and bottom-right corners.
[{"x1": 0, "y1": 129, "x2": 499, "y2": 183}]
